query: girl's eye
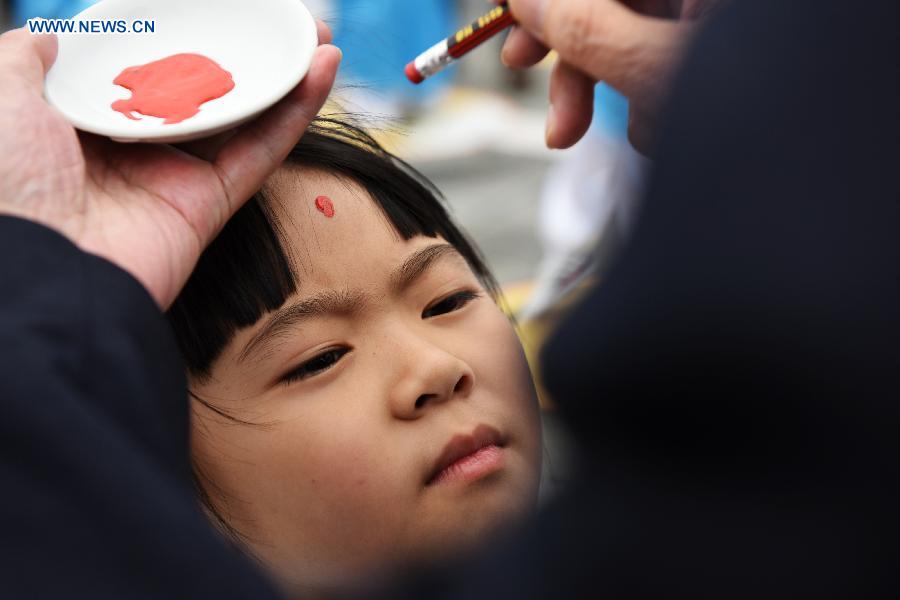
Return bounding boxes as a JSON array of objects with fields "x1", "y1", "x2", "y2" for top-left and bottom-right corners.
[
  {"x1": 281, "y1": 347, "x2": 350, "y2": 384},
  {"x1": 422, "y1": 290, "x2": 481, "y2": 319}
]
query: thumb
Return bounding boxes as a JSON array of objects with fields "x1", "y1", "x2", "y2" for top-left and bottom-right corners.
[
  {"x1": 0, "y1": 27, "x2": 58, "y2": 94},
  {"x1": 507, "y1": 0, "x2": 638, "y2": 83}
]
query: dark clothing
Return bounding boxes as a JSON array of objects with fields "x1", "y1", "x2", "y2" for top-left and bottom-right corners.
[
  {"x1": 541, "y1": 0, "x2": 900, "y2": 595},
  {"x1": 384, "y1": 0, "x2": 900, "y2": 597},
  {"x1": 0, "y1": 218, "x2": 280, "y2": 598},
  {"x1": 2, "y1": 0, "x2": 899, "y2": 597}
]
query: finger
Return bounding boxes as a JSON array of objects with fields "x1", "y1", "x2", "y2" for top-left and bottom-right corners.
[
  {"x1": 316, "y1": 19, "x2": 333, "y2": 45},
  {"x1": 508, "y1": 0, "x2": 634, "y2": 82},
  {"x1": 211, "y1": 44, "x2": 341, "y2": 226},
  {"x1": 500, "y1": 25, "x2": 549, "y2": 69},
  {"x1": 546, "y1": 59, "x2": 594, "y2": 149},
  {"x1": 173, "y1": 129, "x2": 239, "y2": 162},
  {"x1": 0, "y1": 27, "x2": 58, "y2": 93}
]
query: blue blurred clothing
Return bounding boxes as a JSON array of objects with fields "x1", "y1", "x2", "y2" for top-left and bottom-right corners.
[
  {"x1": 12, "y1": 0, "x2": 96, "y2": 24},
  {"x1": 334, "y1": 0, "x2": 454, "y2": 103},
  {"x1": 593, "y1": 83, "x2": 629, "y2": 140}
]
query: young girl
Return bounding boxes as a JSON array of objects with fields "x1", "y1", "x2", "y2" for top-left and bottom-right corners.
[{"x1": 167, "y1": 119, "x2": 542, "y2": 595}]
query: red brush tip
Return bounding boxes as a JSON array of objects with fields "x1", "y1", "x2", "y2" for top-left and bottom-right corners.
[{"x1": 405, "y1": 61, "x2": 424, "y2": 84}]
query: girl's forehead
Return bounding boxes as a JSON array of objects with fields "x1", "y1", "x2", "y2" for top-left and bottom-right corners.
[
  {"x1": 265, "y1": 167, "x2": 384, "y2": 229},
  {"x1": 266, "y1": 166, "x2": 367, "y2": 208},
  {"x1": 261, "y1": 166, "x2": 407, "y2": 275}
]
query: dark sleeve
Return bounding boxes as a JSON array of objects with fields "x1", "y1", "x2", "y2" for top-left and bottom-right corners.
[
  {"x1": 537, "y1": 0, "x2": 900, "y2": 596},
  {"x1": 371, "y1": 0, "x2": 900, "y2": 597},
  {"x1": 0, "y1": 216, "x2": 280, "y2": 599}
]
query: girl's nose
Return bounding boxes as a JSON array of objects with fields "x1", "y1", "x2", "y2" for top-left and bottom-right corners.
[{"x1": 388, "y1": 339, "x2": 475, "y2": 420}]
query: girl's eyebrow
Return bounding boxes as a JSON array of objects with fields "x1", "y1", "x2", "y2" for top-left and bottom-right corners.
[
  {"x1": 236, "y1": 243, "x2": 464, "y2": 366},
  {"x1": 392, "y1": 243, "x2": 460, "y2": 292},
  {"x1": 236, "y1": 289, "x2": 367, "y2": 365}
]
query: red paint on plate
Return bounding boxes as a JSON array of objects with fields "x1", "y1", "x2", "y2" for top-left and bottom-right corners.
[{"x1": 111, "y1": 53, "x2": 235, "y2": 124}]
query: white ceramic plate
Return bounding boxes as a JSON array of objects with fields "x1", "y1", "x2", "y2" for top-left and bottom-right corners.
[{"x1": 44, "y1": 0, "x2": 318, "y2": 143}]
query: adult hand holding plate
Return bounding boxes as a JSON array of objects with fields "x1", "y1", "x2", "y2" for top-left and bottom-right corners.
[{"x1": 0, "y1": 0, "x2": 340, "y2": 308}]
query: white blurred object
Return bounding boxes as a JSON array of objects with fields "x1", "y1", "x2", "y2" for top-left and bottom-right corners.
[
  {"x1": 518, "y1": 126, "x2": 646, "y2": 321},
  {"x1": 395, "y1": 88, "x2": 554, "y2": 163}
]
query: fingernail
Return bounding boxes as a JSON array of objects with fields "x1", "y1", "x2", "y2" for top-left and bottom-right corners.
[
  {"x1": 545, "y1": 103, "x2": 556, "y2": 147},
  {"x1": 336, "y1": 47, "x2": 343, "y2": 62}
]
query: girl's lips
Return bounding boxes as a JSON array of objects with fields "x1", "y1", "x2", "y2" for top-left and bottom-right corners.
[
  {"x1": 428, "y1": 444, "x2": 505, "y2": 486},
  {"x1": 426, "y1": 424, "x2": 507, "y2": 486}
]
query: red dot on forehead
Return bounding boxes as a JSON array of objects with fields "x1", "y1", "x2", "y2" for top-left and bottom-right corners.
[{"x1": 315, "y1": 195, "x2": 335, "y2": 218}]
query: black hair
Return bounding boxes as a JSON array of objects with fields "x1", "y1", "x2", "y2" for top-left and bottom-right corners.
[{"x1": 167, "y1": 117, "x2": 500, "y2": 381}]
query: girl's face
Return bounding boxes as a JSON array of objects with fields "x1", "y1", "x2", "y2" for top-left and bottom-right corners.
[{"x1": 190, "y1": 168, "x2": 542, "y2": 592}]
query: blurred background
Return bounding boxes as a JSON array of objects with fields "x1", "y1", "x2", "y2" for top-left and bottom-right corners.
[{"x1": 1, "y1": 0, "x2": 648, "y2": 501}]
